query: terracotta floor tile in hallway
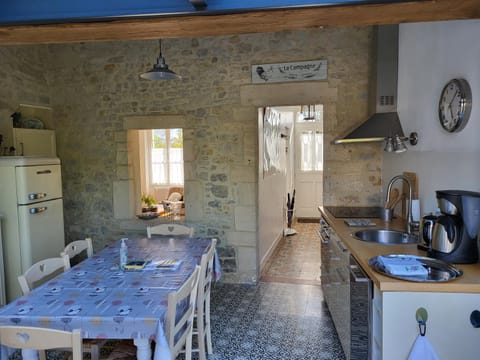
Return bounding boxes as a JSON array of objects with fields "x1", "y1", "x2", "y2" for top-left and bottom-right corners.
[{"x1": 261, "y1": 221, "x2": 321, "y2": 285}]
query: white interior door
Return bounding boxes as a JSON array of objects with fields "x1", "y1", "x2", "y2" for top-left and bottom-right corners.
[{"x1": 294, "y1": 120, "x2": 323, "y2": 218}]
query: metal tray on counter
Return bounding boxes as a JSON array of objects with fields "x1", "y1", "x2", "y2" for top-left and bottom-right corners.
[{"x1": 368, "y1": 254, "x2": 463, "y2": 282}]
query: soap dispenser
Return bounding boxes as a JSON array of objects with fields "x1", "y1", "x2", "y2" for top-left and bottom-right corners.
[{"x1": 120, "y1": 238, "x2": 128, "y2": 269}]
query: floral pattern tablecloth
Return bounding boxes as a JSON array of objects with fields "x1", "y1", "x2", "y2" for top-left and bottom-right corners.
[{"x1": 0, "y1": 236, "x2": 217, "y2": 358}]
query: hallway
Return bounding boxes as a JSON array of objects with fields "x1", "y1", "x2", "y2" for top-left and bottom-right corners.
[{"x1": 205, "y1": 221, "x2": 345, "y2": 359}]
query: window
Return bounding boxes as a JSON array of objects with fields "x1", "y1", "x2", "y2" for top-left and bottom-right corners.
[
  {"x1": 122, "y1": 115, "x2": 187, "y2": 218},
  {"x1": 299, "y1": 130, "x2": 323, "y2": 171},
  {"x1": 151, "y1": 129, "x2": 184, "y2": 185},
  {"x1": 295, "y1": 104, "x2": 323, "y2": 172}
]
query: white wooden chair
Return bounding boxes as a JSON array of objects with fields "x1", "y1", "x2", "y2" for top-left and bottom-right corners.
[
  {"x1": 193, "y1": 239, "x2": 217, "y2": 360},
  {"x1": 60, "y1": 237, "x2": 94, "y2": 262},
  {"x1": 147, "y1": 223, "x2": 194, "y2": 238},
  {"x1": 17, "y1": 255, "x2": 71, "y2": 295},
  {"x1": 0, "y1": 326, "x2": 82, "y2": 360},
  {"x1": 165, "y1": 265, "x2": 201, "y2": 360},
  {"x1": 60, "y1": 237, "x2": 107, "y2": 360},
  {"x1": 108, "y1": 266, "x2": 202, "y2": 360}
]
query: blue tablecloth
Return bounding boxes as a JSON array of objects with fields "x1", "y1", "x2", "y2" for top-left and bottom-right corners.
[{"x1": 0, "y1": 236, "x2": 219, "y2": 359}]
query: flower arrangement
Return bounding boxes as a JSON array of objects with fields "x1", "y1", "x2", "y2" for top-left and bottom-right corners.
[{"x1": 141, "y1": 193, "x2": 157, "y2": 212}]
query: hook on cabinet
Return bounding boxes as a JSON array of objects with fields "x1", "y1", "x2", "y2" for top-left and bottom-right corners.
[
  {"x1": 416, "y1": 307, "x2": 428, "y2": 336},
  {"x1": 470, "y1": 310, "x2": 480, "y2": 328}
]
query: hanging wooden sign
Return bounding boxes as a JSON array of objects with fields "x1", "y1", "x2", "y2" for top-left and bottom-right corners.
[{"x1": 252, "y1": 59, "x2": 327, "y2": 84}]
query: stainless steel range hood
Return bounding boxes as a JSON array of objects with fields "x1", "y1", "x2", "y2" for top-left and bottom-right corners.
[{"x1": 334, "y1": 25, "x2": 404, "y2": 144}]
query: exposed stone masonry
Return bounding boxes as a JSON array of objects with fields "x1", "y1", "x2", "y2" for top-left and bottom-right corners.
[{"x1": 0, "y1": 27, "x2": 381, "y2": 283}]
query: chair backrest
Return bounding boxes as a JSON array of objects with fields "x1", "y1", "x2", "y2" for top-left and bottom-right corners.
[
  {"x1": 61, "y1": 237, "x2": 94, "y2": 262},
  {"x1": 165, "y1": 266, "x2": 201, "y2": 358},
  {"x1": 0, "y1": 326, "x2": 82, "y2": 360},
  {"x1": 197, "y1": 239, "x2": 217, "y2": 312},
  {"x1": 147, "y1": 224, "x2": 194, "y2": 238},
  {"x1": 17, "y1": 254, "x2": 71, "y2": 295}
]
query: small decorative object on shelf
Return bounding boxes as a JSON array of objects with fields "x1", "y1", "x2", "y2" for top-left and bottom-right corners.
[{"x1": 141, "y1": 193, "x2": 158, "y2": 213}]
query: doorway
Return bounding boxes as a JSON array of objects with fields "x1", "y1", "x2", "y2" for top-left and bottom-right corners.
[
  {"x1": 257, "y1": 105, "x2": 324, "y2": 271},
  {"x1": 293, "y1": 105, "x2": 324, "y2": 218},
  {"x1": 262, "y1": 104, "x2": 324, "y2": 220}
]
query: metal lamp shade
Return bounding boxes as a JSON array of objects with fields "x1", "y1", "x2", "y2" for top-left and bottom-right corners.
[
  {"x1": 140, "y1": 41, "x2": 181, "y2": 80},
  {"x1": 393, "y1": 135, "x2": 407, "y2": 153},
  {"x1": 384, "y1": 137, "x2": 394, "y2": 152}
]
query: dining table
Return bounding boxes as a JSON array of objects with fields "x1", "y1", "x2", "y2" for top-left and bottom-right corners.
[{"x1": 0, "y1": 236, "x2": 220, "y2": 360}]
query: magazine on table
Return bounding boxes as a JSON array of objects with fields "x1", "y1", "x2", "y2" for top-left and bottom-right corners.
[{"x1": 145, "y1": 259, "x2": 184, "y2": 271}]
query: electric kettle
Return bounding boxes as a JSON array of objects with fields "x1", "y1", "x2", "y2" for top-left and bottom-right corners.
[
  {"x1": 431, "y1": 215, "x2": 461, "y2": 254},
  {"x1": 419, "y1": 214, "x2": 439, "y2": 251}
]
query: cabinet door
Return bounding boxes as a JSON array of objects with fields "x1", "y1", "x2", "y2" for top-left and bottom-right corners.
[
  {"x1": 13, "y1": 128, "x2": 56, "y2": 156},
  {"x1": 381, "y1": 291, "x2": 480, "y2": 360}
]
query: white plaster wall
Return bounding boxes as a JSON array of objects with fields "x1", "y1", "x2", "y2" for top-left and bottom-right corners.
[{"x1": 383, "y1": 20, "x2": 480, "y2": 215}]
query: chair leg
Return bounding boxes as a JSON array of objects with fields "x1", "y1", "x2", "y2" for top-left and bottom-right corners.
[
  {"x1": 90, "y1": 343, "x2": 100, "y2": 360},
  {"x1": 196, "y1": 305, "x2": 207, "y2": 360},
  {"x1": 185, "y1": 327, "x2": 193, "y2": 360},
  {"x1": 205, "y1": 294, "x2": 213, "y2": 355},
  {"x1": 39, "y1": 350, "x2": 47, "y2": 360}
]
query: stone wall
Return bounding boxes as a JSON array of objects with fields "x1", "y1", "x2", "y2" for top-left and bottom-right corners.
[{"x1": 0, "y1": 26, "x2": 381, "y2": 283}]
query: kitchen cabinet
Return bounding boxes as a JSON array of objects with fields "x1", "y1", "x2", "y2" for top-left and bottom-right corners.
[
  {"x1": 319, "y1": 206, "x2": 480, "y2": 360},
  {"x1": 320, "y1": 221, "x2": 351, "y2": 358},
  {"x1": 12, "y1": 128, "x2": 56, "y2": 156},
  {"x1": 373, "y1": 285, "x2": 480, "y2": 360}
]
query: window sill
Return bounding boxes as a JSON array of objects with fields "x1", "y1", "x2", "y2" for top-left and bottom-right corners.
[{"x1": 119, "y1": 215, "x2": 186, "y2": 232}]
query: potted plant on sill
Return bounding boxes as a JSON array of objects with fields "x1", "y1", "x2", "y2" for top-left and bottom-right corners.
[{"x1": 141, "y1": 193, "x2": 158, "y2": 213}]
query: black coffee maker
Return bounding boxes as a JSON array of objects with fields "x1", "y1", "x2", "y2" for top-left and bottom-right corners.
[{"x1": 428, "y1": 190, "x2": 480, "y2": 264}]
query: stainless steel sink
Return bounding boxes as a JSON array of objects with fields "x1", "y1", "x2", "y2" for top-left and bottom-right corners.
[{"x1": 353, "y1": 229, "x2": 418, "y2": 245}]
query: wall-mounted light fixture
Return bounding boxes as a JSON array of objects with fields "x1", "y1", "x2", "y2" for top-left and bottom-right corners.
[
  {"x1": 300, "y1": 105, "x2": 316, "y2": 121},
  {"x1": 384, "y1": 132, "x2": 418, "y2": 153}
]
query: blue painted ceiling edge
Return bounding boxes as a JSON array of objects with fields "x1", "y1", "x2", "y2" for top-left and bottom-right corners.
[{"x1": 1, "y1": 0, "x2": 415, "y2": 26}]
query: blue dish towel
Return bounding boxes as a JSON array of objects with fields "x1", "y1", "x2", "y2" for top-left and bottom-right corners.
[
  {"x1": 408, "y1": 335, "x2": 439, "y2": 360},
  {"x1": 377, "y1": 256, "x2": 428, "y2": 276}
]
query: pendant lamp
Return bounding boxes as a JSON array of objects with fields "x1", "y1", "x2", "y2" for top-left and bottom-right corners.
[{"x1": 140, "y1": 40, "x2": 181, "y2": 80}]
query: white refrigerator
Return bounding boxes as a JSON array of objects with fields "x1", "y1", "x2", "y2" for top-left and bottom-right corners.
[{"x1": 0, "y1": 156, "x2": 65, "y2": 302}]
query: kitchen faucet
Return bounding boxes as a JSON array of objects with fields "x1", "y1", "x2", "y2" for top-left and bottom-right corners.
[{"x1": 385, "y1": 175, "x2": 419, "y2": 234}]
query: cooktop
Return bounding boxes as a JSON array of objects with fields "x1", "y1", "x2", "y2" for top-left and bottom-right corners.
[{"x1": 324, "y1": 206, "x2": 382, "y2": 218}]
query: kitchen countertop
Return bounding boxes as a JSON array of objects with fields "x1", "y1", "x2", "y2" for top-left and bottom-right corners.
[{"x1": 320, "y1": 206, "x2": 480, "y2": 293}]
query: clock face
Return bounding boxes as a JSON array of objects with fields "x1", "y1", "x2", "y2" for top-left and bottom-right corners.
[{"x1": 438, "y1": 78, "x2": 472, "y2": 133}]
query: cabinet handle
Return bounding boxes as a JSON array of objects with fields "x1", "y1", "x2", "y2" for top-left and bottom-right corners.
[
  {"x1": 333, "y1": 238, "x2": 348, "y2": 253},
  {"x1": 36, "y1": 170, "x2": 52, "y2": 175},
  {"x1": 29, "y1": 207, "x2": 47, "y2": 214},
  {"x1": 28, "y1": 193, "x2": 47, "y2": 200},
  {"x1": 350, "y1": 264, "x2": 369, "y2": 282}
]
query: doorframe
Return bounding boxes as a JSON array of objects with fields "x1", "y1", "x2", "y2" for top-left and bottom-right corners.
[{"x1": 240, "y1": 81, "x2": 338, "y2": 277}]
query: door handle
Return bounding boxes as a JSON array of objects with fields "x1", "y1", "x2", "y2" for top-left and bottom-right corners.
[
  {"x1": 36, "y1": 170, "x2": 52, "y2": 174},
  {"x1": 30, "y1": 207, "x2": 47, "y2": 214},
  {"x1": 28, "y1": 193, "x2": 47, "y2": 200}
]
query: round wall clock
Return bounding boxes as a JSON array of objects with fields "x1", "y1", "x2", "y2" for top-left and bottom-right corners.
[{"x1": 438, "y1": 78, "x2": 472, "y2": 133}]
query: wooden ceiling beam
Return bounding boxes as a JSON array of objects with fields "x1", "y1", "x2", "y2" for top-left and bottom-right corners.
[{"x1": 0, "y1": 0, "x2": 479, "y2": 45}]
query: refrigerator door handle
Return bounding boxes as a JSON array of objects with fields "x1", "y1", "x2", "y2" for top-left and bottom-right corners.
[
  {"x1": 28, "y1": 193, "x2": 47, "y2": 200},
  {"x1": 36, "y1": 170, "x2": 52, "y2": 175},
  {"x1": 29, "y1": 207, "x2": 48, "y2": 214}
]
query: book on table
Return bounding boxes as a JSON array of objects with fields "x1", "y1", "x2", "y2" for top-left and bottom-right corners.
[
  {"x1": 153, "y1": 259, "x2": 183, "y2": 271},
  {"x1": 123, "y1": 260, "x2": 150, "y2": 270}
]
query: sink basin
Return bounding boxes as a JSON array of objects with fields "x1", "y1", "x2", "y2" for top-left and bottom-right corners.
[{"x1": 353, "y1": 229, "x2": 418, "y2": 245}]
